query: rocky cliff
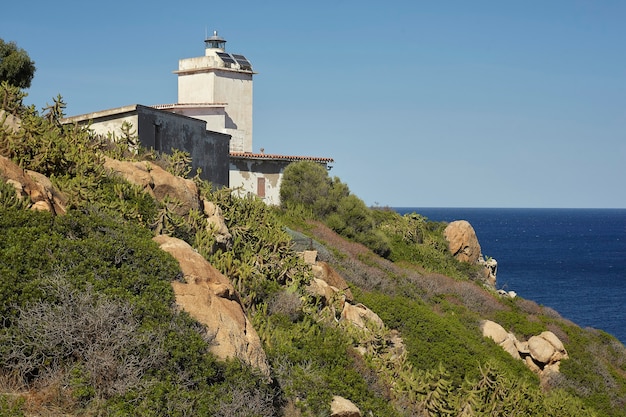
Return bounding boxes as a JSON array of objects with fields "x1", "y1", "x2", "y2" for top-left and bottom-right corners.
[{"x1": 2, "y1": 107, "x2": 625, "y2": 416}]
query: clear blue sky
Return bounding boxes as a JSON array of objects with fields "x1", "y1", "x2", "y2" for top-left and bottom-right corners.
[{"x1": 3, "y1": 1, "x2": 625, "y2": 208}]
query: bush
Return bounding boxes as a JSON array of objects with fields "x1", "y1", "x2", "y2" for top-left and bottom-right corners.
[
  {"x1": 280, "y1": 160, "x2": 346, "y2": 217},
  {"x1": 1, "y1": 278, "x2": 164, "y2": 399},
  {"x1": 0, "y1": 177, "x2": 29, "y2": 211},
  {"x1": 268, "y1": 290, "x2": 304, "y2": 322},
  {"x1": 261, "y1": 315, "x2": 401, "y2": 416}
]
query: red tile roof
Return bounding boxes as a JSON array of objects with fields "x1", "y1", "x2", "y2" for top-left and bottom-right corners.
[
  {"x1": 230, "y1": 152, "x2": 334, "y2": 163},
  {"x1": 152, "y1": 102, "x2": 227, "y2": 109}
]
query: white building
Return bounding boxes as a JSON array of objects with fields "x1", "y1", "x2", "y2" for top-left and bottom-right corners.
[
  {"x1": 159, "y1": 31, "x2": 333, "y2": 205},
  {"x1": 64, "y1": 31, "x2": 333, "y2": 205},
  {"x1": 155, "y1": 31, "x2": 253, "y2": 153}
]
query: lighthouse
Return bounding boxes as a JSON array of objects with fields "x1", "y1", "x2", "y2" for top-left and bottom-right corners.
[{"x1": 168, "y1": 31, "x2": 255, "y2": 153}]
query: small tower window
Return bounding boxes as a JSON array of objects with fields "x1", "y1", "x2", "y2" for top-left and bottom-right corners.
[{"x1": 257, "y1": 177, "x2": 266, "y2": 198}]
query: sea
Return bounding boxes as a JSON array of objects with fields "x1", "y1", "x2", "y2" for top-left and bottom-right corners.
[{"x1": 394, "y1": 208, "x2": 626, "y2": 345}]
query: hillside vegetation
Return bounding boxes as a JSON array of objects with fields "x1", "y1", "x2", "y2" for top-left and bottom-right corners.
[{"x1": 1, "y1": 81, "x2": 626, "y2": 416}]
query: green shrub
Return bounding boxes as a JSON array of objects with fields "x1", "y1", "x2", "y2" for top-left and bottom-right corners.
[
  {"x1": 261, "y1": 315, "x2": 401, "y2": 416},
  {"x1": 357, "y1": 291, "x2": 531, "y2": 385},
  {"x1": 492, "y1": 307, "x2": 547, "y2": 339},
  {"x1": 280, "y1": 160, "x2": 346, "y2": 218},
  {"x1": 0, "y1": 178, "x2": 30, "y2": 210}
]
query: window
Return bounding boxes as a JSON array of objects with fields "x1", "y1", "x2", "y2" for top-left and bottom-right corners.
[{"x1": 257, "y1": 177, "x2": 266, "y2": 198}]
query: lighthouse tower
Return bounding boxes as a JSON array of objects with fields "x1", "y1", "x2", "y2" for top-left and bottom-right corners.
[{"x1": 170, "y1": 31, "x2": 254, "y2": 153}]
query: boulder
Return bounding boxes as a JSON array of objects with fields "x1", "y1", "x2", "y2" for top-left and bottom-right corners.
[
  {"x1": 104, "y1": 157, "x2": 200, "y2": 216},
  {"x1": 306, "y1": 278, "x2": 341, "y2": 305},
  {"x1": 480, "y1": 320, "x2": 568, "y2": 376},
  {"x1": 330, "y1": 395, "x2": 361, "y2": 417},
  {"x1": 444, "y1": 220, "x2": 482, "y2": 264},
  {"x1": 514, "y1": 339, "x2": 530, "y2": 354},
  {"x1": 341, "y1": 303, "x2": 384, "y2": 330},
  {"x1": 501, "y1": 336, "x2": 521, "y2": 360},
  {"x1": 478, "y1": 255, "x2": 498, "y2": 286},
  {"x1": 527, "y1": 335, "x2": 556, "y2": 364},
  {"x1": 0, "y1": 155, "x2": 67, "y2": 214},
  {"x1": 311, "y1": 261, "x2": 354, "y2": 302},
  {"x1": 481, "y1": 320, "x2": 522, "y2": 359},
  {"x1": 480, "y1": 320, "x2": 509, "y2": 345},
  {"x1": 539, "y1": 331, "x2": 566, "y2": 355},
  {"x1": 202, "y1": 200, "x2": 232, "y2": 251},
  {"x1": 524, "y1": 356, "x2": 542, "y2": 373},
  {"x1": 0, "y1": 110, "x2": 20, "y2": 132},
  {"x1": 529, "y1": 331, "x2": 568, "y2": 363},
  {"x1": 301, "y1": 250, "x2": 318, "y2": 265},
  {"x1": 153, "y1": 235, "x2": 270, "y2": 376}
]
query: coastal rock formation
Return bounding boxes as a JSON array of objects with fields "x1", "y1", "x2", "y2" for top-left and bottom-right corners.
[
  {"x1": 0, "y1": 155, "x2": 67, "y2": 214},
  {"x1": 331, "y1": 395, "x2": 361, "y2": 417},
  {"x1": 104, "y1": 158, "x2": 232, "y2": 249},
  {"x1": 480, "y1": 320, "x2": 568, "y2": 375},
  {"x1": 306, "y1": 278, "x2": 339, "y2": 305},
  {"x1": 480, "y1": 320, "x2": 521, "y2": 359},
  {"x1": 527, "y1": 331, "x2": 568, "y2": 370},
  {"x1": 153, "y1": 235, "x2": 270, "y2": 376},
  {"x1": 478, "y1": 255, "x2": 498, "y2": 287},
  {"x1": 444, "y1": 220, "x2": 498, "y2": 286},
  {"x1": 444, "y1": 220, "x2": 482, "y2": 263},
  {"x1": 104, "y1": 156, "x2": 201, "y2": 216}
]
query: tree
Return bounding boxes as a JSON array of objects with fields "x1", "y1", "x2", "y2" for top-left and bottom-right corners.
[
  {"x1": 280, "y1": 160, "x2": 336, "y2": 217},
  {"x1": 0, "y1": 39, "x2": 36, "y2": 89}
]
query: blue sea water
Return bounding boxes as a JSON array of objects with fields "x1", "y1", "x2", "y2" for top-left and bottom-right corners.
[{"x1": 394, "y1": 208, "x2": 626, "y2": 345}]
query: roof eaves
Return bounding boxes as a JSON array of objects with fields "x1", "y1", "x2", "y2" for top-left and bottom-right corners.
[{"x1": 230, "y1": 152, "x2": 334, "y2": 163}]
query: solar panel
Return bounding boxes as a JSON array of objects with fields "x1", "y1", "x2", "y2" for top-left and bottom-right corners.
[
  {"x1": 216, "y1": 52, "x2": 236, "y2": 66},
  {"x1": 232, "y1": 54, "x2": 253, "y2": 70}
]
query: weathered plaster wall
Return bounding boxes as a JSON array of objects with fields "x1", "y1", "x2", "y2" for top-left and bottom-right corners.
[
  {"x1": 64, "y1": 105, "x2": 231, "y2": 188},
  {"x1": 229, "y1": 159, "x2": 285, "y2": 205},
  {"x1": 133, "y1": 106, "x2": 230, "y2": 187},
  {"x1": 77, "y1": 110, "x2": 138, "y2": 138}
]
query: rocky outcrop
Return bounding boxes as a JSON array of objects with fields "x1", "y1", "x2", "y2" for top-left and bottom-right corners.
[
  {"x1": 105, "y1": 157, "x2": 231, "y2": 251},
  {"x1": 480, "y1": 320, "x2": 568, "y2": 375},
  {"x1": 478, "y1": 255, "x2": 498, "y2": 287},
  {"x1": 0, "y1": 155, "x2": 67, "y2": 214},
  {"x1": 300, "y1": 249, "x2": 406, "y2": 366},
  {"x1": 444, "y1": 220, "x2": 481, "y2": 263},
  {"x1": 153, "y1": 235, "x2": 270, "y2": 376},
  {"x1": 301, "y1": 251, "x2": 354, "y2": 302},
  {"x1": 312, "y1": 261, "x2": 354, "y2": 302},
  {"x1": 104, "y1": 157, "x2": 201, "y2": 216},
  {"x1": 306, "y1": 278, "x2": 338, "y2": 305},
  {"x1": 444, "y1": 220, "x2": 497, "y2": 286},
  {"x1": 341, "y1": 303, "x2": 385, "y2": 330},
  {"x1": 331, "y1": 395, "x2": 361, "y2": 417},
  {"x1": 202, "y1": 200, "x2": 233, "y2": 251},
  {"x1": 525, "y1": 331, "x2": 568, "y2": 373}
]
